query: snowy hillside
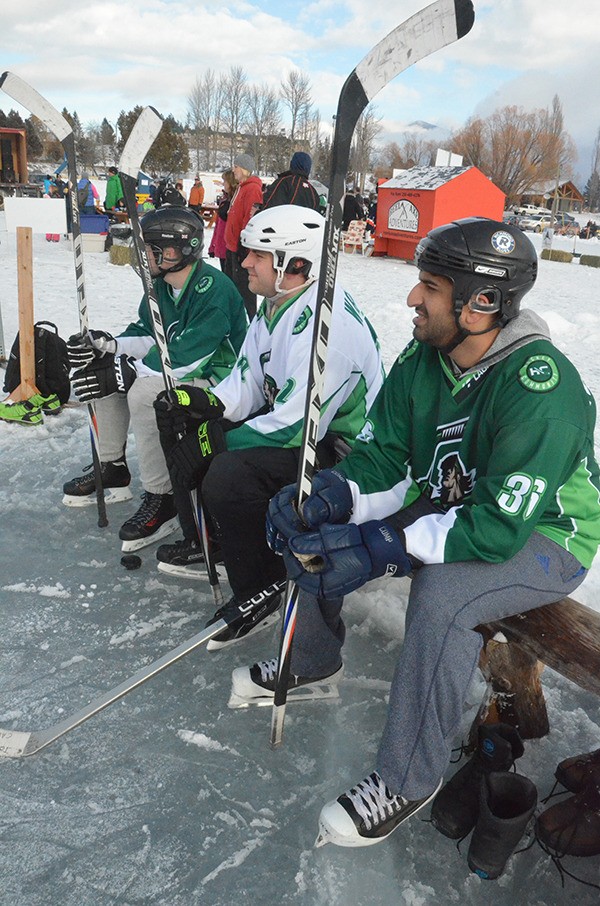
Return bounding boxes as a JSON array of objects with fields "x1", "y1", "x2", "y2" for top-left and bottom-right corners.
[{"x1": 0, "y1": 220, "x2": 599, "y2": 903}]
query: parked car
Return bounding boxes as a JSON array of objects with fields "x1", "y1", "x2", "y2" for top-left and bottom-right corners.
[
  {"x1": 502, "y1": 211, "x2": 521, "y2": 226},
  {"x1": 518, "y1": 213, "x2": 548, "y2": 232},
  {"x1": 514, "y1": 203, "x2": 549, "y2": 216},
  {"x1": 537, "y1": 212, "x2": 580, "y2": 234}
]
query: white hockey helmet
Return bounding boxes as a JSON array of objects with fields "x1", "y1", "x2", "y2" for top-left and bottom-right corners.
[{"x1": 241, "y1": 204, "x2": 324, "y2": 288}]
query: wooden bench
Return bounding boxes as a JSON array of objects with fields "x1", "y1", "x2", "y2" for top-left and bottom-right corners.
[{"x1": 473, "y1": 597, "x2": 600, "y2": 743}]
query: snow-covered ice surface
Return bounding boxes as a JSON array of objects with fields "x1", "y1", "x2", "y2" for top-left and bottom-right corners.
[{"x1": 1, "y1": 218, "x2": 600, "y2": 904}]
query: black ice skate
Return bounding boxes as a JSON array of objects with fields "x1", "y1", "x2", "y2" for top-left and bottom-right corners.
[
  {"x1": 315, "y1": 771, "x2": 442, "y2": 848},
  {"x1": 62, "y1": 457, "x2": 132, "y2": 507},
  {"x1": 156, "y1": 537, "x2": 223, "y2": 579},
  {"x1": 228, "y1": 657, "x2": 343, "y2": 708},
  {"x1": 119, "y1": 492, "x2": 178, "y2": 552}
]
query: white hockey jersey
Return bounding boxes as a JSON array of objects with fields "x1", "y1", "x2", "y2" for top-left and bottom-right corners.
[{"x1": 213, "y1": 280, "x2": 384, "y2": 450}]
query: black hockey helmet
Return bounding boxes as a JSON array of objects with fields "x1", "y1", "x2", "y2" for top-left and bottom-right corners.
[
  {"x1": 414, "y1": 217, "x2": 537, "y2": 326},
  {"x1": 141, "y1": 206, "x2": 204, "y2": 272}
]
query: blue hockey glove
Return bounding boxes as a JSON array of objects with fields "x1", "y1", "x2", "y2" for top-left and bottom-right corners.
[
  {"x1": 167, "y1": 420, "x2": 226, "y2": 490},
  {"x1": 267, "y1": 470, "x2": 354, "y2": 555},
  {"x1": 72, "y1": 354, "x2": 136, "y2": 402},
  {"x1": 267, "y1": 484, "x2": 303, "y2": 554},
  {"x1": 299, "y1": 469, "x2": 353, "y2": 527},
  {"x1": 67, "y1": 330, "x2": 117, "y2": 370},
  {"x1": 283, "y1": 520, "x2": 412, "y2": 598},
  {"x1": 154, "y1": 385, "x2": 225, "y2": 436}
]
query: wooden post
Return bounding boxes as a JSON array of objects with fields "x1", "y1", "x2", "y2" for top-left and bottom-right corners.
[{"x1": 8, "y1": 226, "x2": 39, "y2": 400}]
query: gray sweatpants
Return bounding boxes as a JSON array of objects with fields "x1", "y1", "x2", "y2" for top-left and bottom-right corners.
[
  {"x1": 289, "y1": 531, "x2": 586, "y2": 800},
  {"x1": 95, "y1": 375, "x2": 208, "y2": 495}
]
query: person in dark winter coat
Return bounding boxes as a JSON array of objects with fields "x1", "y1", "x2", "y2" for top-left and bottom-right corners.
[
  {"x1": 261, "y1": 152, "x2": 321, "y2": 212},
  {"x1": 342, "y1": 189, "x2": 365, "y2": 230}
]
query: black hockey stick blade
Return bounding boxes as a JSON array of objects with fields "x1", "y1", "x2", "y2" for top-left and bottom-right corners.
[
  {"x1": 270, "y1": 0, "x2": 475, "y2": 749},
  {"x1": 0, "y1": 580, "x2": 286, "y2": 758}
]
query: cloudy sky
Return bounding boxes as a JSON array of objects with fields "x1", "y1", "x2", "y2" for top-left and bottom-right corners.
[{"x1": 2, "y1": 0, "x2": 599, "y2": 182}]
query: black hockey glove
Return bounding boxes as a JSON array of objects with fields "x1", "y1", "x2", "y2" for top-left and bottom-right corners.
[
  {"x1": 167, "y1": 420, "x2": 226, "y2": 490},
  {"x1": 67, "y1": 330, "x2": 117, "y2": 370},
  {"x1": 154, "y1": 385, "x2": 225, "y2": 437},
  {"x1": 72, "y1": 354, "x2": 137, "y2": 402}
]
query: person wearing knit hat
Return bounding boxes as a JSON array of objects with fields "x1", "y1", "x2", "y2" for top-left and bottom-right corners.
[
  {"x1": 233, "y1": 153, "x2": 256, "y2": 174},
  {"x1": 225, "y1": 154, "x2": 264, "y2": 319},
  {"x1": 261, "y1": 150, "x2": 321, "y2": 214}
]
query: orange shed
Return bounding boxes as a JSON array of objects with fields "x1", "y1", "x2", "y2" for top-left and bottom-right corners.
[{"x1": 373, "y1": 166, "x2": 505, "y2": 260}]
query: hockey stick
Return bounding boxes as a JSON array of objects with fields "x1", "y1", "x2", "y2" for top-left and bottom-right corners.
[
  {"x1": 0, "y1": 580, "x2": 285, "y2": 758},
  {"x1": 269, "y1": 0, "x2": 475, "y2": 748},
  {"x1": 0, "y1": 71, "x2": 108, "y2": 528},
  {"x1": 118, "y1": 122, "x2": 223, "y2": 607}
]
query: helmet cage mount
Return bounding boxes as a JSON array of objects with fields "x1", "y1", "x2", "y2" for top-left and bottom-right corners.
[{"x1": 141, "y1": 208, "x2": 204, "y2": 273}]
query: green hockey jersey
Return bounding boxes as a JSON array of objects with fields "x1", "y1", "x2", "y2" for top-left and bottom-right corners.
[
  {"x1": 339, "y1": 310, "x2": 600, "y2": 569},
  {"x1": 213, "y1": 279, "x2": 384, "y2": 451},
  {"x1": 116, "y1": 261, "x2": 248, "y2": 384}
]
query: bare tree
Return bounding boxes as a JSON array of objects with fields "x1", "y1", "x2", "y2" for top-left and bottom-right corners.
[
  {"x1": 245, "y1": 84, "x2": 281, "y2": 173},
  {"x1": 281, "y1": 70, "x2": 312, "y2": 152},
  {"x1": 187, "y1": 70, "x2": 225, "y2": 171},
  {"x1": 221, "y1": 65, "x2": 249, "y2": 162},
  {"x1": 349, "y1": 104, "x2": 382, "y2": 191},
  {"x1": 450, "y1": 98, "x2": 576, "y2": 202}
]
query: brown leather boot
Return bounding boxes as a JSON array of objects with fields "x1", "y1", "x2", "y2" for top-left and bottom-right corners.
[
  {"x1": 555, "y1": 748, "x2": 600, "y2": 793},
  {"x1": 536, "y1": 778, "x2": 600, "y2": 857}
]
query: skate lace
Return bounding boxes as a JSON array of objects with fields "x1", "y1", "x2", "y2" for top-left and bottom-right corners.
[
  {"x1": 346, "y1": 772, "x2": 403, "y2": 831},
  {"x1": 128, "y1": 493, "x2": 162, "y2": 527},
  {"x1": 258, "y1": 659, "x2": 279, "y2": 683}
]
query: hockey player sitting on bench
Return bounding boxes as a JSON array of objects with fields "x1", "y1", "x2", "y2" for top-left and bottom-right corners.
[{"x1": 153, "y1": 204, "x2": 384, "y2": 649}]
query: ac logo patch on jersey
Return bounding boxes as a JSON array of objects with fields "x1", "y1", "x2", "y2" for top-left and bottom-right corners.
[
  {"x1": 292, "y1": 305, "x2": 312, "y2": 335},
  {"x1": 195, "y1": 274, "x2": 214, "y2": 294},
  {"x1": 518, "y1": 355, "x2": 560, "y2": 392}
]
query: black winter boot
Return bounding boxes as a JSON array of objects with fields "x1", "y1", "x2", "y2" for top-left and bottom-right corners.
[
  {"x1": 555, "y1": 747, "x2": 600, "y2": 794},
  {"x1": 431, "y1": 723, "x2": 525, "y2": 839},
  {"x1": 467, "y1": 771, "x2": 538, "y2": 879}
]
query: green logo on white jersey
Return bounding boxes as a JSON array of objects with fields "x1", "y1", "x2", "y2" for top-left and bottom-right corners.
[
  {"x1": 519, "y1": 355, "x2": 560, "y2": 392},
  {"x1": 292, "y1": 305, "x2": 312, "y2": 334}
]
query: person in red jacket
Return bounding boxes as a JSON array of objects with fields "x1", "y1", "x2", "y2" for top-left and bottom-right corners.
[{"x1": 224, "y1": 153, "x2": 264, "y2": 319}]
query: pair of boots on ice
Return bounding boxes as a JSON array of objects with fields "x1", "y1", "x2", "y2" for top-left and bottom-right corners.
[{"x1": 431, "y1": 722, "x2": 537, "y2": 880}]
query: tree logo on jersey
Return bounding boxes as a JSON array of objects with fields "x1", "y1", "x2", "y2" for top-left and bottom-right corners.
[
  {"x1": 356, "y1": 419, "x2": 374, "y2": 443},
  {"x1": 194, "y1": 274, "x2": 214, "y2": 294},
  {"x1": 432, "y1": 452, "x2": 475, "y2": 506},
  {"x1": 518, "y1": 355, "x2": 560, "y2": 393},
  {"x1": 263, "y1": 373, "x2": 279, "y2": 409},
  {"x1": 292, "y1": 305, "x2": 312, "y2": 335},
  {"x1": 490, "y1": 230, "x2": 515, "y2": 254}
]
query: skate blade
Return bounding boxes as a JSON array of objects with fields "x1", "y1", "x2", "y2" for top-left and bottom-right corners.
[
  {"x1": 62, "y1": 486, "x2": 133, "y2": 507},
  {"x1": 157, "y1": 561, "x2": 217, "y2": 580},
  {"x1": 228, "y1": 681, "x2": 340, "y2": 709},
  {"x1": 120, "y1": 517, "x2": 179, "y2": 552}
]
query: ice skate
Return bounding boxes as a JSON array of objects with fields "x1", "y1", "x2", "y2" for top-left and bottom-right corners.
[
  {"x1": 228, "y1": 658, "x2": 343, "y2": 708},
  {"x1": 62, "y1": 457, "x2": 132, "y2": 506},
  {"x1": 315, "y1": 771, "x2": 442, "y2": 848}
]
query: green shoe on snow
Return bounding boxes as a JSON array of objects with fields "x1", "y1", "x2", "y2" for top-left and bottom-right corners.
[
  {"x1": 0, "y1": 397, "x2": 44, "y2": 426},
  {"x1": 29, "y1": 392, "x2": 62, "y2": 414}
]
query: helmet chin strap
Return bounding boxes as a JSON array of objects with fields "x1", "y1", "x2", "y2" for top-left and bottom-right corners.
[{"x1": 268, "y1": 269, "x2": 316, "y2": 302}]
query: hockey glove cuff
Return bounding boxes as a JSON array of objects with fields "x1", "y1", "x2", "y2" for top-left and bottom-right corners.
[
  {"x1": 166, "y1": 420, "x2": 226, "y2": 490},
  {"x1": 283, "y1": 520, "x2": 412, "y2": 598},
  {"x1": 72, "y1": 354, "x2": 137, "y2": 402}
]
